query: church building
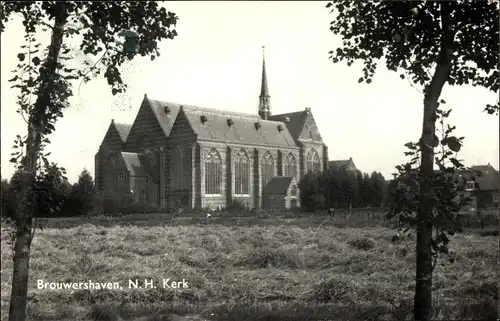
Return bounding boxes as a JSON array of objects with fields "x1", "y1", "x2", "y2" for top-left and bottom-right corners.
[{"x1": 95, "y1": 53, "x2": 329, "y2": 211}]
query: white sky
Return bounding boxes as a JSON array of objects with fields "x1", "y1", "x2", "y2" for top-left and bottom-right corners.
[{"x1": 1, "y1": 1, "x2": 498, "y2": 183}]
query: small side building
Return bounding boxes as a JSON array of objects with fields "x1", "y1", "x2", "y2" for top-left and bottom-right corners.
[
  {"x1": 262, "y1": 176, "x2": 300, "y2": 211},
  {"x1": 458, "y1": 164, "x2": 499, "y2": 209}
]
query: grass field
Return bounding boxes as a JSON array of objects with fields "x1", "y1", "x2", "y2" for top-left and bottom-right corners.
[{"x1": 1, "y1": 215, "x2": 498, "y2": 321}]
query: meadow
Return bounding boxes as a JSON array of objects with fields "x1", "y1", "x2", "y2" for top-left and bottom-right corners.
[{"x1": 0, "y1": 213, "x2": 498, "y2": 321}]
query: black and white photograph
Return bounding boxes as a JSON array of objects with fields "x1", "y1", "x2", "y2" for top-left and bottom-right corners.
[{"x1": 1, "y1": 1, "x2": 499, "y2": 321}]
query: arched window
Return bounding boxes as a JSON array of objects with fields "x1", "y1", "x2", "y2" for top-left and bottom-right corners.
[
  {"x1": 261, "y1": 151, "x2": 274, "y2": 188},
  {"x1": 205, "y1": 148, "x2": 222, "y2": 195},
  {"x1": 235, "y1": 149, "x2": 250, "y2": 195},
  {"x1": 290, "y1": 185, "x2": 297, "y2": 197},
  {"x1": 306, "y1": 149, "x2": 321, "y2": 173},
  {"x1": 283, "y1": 153, "x2": 297, "y2": 178}
]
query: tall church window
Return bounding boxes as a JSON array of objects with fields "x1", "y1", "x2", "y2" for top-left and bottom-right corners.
[
  {"x1": 283, "y1": 153, "x2": 297, "y2": 178},
  {"x1": 261, "y1": 151, "x2": 274, "y2": 188},
  {"x1": 306, "y1": 149, "x2": 321, "y2": 173},
  {"x1": 235, "y1": 149, "x2": 250, "y2": 195},
  {"x1": 205, "y1": 148, "x2": 222, "y2": 195}
]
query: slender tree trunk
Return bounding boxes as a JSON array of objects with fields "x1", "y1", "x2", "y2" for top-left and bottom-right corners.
[
  {"x1": 9, "y1": 4, "x2": 67, "y2": 321},
  {"x1": 414, "y1": 3, "x2": 452, "y2": 320}
]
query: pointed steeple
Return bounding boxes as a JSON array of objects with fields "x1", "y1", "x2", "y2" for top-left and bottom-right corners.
[
  {"x1": 259, "y1": 46, "x2": 271, "y2": 120},
  {"x1": 260, "y1": 55, "x2": 269, "y2": 97}
]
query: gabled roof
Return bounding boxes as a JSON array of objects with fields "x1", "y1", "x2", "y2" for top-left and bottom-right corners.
[
  {"x1": 460, "y1": 164, "x2": 499, "y2": 191},
  {"x1": 268, "y1": 110, "x2": 308, "y2": 141},
  {"x1": 329, "y1": 158, "x2": 356, "y2": 170},
  {"x1": 181, "y1": 105, "x2": 297, "y2": 148},
  {"x1": 262, "y1": 176, "x2": 294, "y2": 194},
  {"x1": 145, "y1": 97, "x2": 182, "y2": 137},
  {"x1": 113, "y1": 121, "x2": 132, "y2": 143}
]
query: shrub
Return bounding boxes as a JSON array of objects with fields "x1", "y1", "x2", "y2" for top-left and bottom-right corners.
[
  {"x1": 96, "y1": 191, "x2": 123, "y2": 215},
  {"x1": 226, "y1": 198, "x2": 248, "y2": 213}
]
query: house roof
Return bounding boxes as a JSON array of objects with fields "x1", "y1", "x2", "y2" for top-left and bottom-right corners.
[
  {"x1": 112, "y1": 121, "x2": 133, "y2": 143},
  {"x1": 268, "y1": 110, "x2": 308, "y2": 141},
  {"x1": 181, "y1": 105, "x2": 298, "y2": 148},
  {"x1": 262, "y1": 176, "x2": 295, "y2": 194},
  {"x1": 461, "y1": 164, "x2": 499, "y2": 191},
  {"x1": 329, "y1": 158, "x2": 356, "y2": 170}
]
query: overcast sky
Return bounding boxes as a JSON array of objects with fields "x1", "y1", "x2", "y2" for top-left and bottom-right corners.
[{"x1": 1, "y1": 1, "x2": 498, "y2": 183}]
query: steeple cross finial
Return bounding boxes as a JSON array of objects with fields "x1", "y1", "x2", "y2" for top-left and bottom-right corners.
[{"x1": 262, "y1": 45, "x2": 265, "y2": 58}]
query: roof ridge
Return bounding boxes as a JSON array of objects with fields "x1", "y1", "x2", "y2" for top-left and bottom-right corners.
[
  {"x1": 182, "y1": 105, "x2": 262, "y2": 119},
  {"x1": 271, "y1": 110, "x2": 306, "y2": 117}
]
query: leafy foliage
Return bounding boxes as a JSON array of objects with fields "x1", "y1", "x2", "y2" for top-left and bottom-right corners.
[
  {"x1": 298, "y1": 168, "x2": 388, "y2": 211},
  {"x1": 354, "y1": 170, "x2": 388, "y2": 208},
  {"x1": 2, "y1": 165, "x2": 68, "y2": 219},
  {"x1": 326, "y1": 0, "x2": 499, "y2": 114},
  {"x1": 68, "y1": 169, "x2": 96, "y2": 215},
  {"x1": 386, "y1": 107, "x2": 468, "y2": 268},
  {"x1": 298, "y1": 172, "x2": 326, "y2": 212},
  {"x1": 226, "y1": 198, "x2": 249, "y2": 213},
  {"x1": 1, "y1": 168, "x2": 99, "y2": 219},
  {"x1": 2, "y1": 1, "x2": 178, "y2": 226},
  {"x1": 2, "y1": 3, "x2": 179, "y2": 318},
  {"x1": 326, "y1": 2, "x2": 498, "y2": 319}
]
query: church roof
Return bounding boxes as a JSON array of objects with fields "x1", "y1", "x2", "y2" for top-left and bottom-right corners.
[
  {"x1": 112, "y1": 121, "x2": 133, "y2": 142},
  {"x1": 262, "y1": 176, "x2": 294, "y2": 194},
  {"x1": 268, "y1": 110, "x2": 308, "y2": 141},
  {"x1": 146, "y1": 98, "x2": 182, "y2": 137},
  {"x1": 181, "y1": 105, "x2": 298, "y2": 148},
  {"x1": 120, "y1": 152, "x2": 157, "y2": 180},
  {"x1": 121, "y1": 152, "x2": 146, "y2": 176}
]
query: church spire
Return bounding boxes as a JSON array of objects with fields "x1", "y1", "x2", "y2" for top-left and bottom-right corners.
[{"x1": 259, "y1": 46, "x2": 271, "y2": 120}]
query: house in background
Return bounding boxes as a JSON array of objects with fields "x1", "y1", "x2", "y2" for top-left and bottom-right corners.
[
  {"x1": 328, "y1": 157, "x2": 357, "y2": 172},
  {"x1": 458, "y1": 163, "x2": 499, "y2": 209}
]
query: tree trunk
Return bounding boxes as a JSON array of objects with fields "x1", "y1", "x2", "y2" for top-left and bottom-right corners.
[
  {"x1": 414, "y1": 4, "x2": 452, "y2": 320},
  {"x1": 9, "y1": 4, "x2": 67, "y2": 321}
]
